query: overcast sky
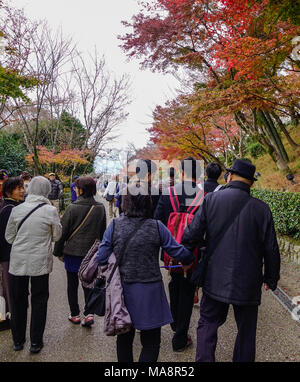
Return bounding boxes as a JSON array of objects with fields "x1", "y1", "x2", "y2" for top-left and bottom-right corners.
[{"x1": 10, "y1": 0, "x2": 180, "y2": 151}]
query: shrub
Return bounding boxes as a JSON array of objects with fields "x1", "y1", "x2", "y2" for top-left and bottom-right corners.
[
  {"x1": 251, "y1": 189, "x2": 300, "y2": 239},
  {"x1": 0, "y1": 133, "x2": 27, "y2": 176},
  {"x1": 247, "y1": 142, "x2": 266, "y2": 159}
]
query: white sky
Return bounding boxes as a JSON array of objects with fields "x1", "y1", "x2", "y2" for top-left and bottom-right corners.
[{"x1": 9, "y1": 0, "x2": 180, "y2": 151}]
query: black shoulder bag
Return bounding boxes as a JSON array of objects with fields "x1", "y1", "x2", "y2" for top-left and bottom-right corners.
[
  {"x1": 17, "y1": 203, "x2": 47, "y2": 233},
  {"x1": 85, "y1": 219, "x2": 148, "y2": 317},
  {"x1": 190, "y1": 196, "x2": 251, "y2": 287}
]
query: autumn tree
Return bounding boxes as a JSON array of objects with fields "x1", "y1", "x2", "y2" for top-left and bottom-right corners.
[
  {"x1": 0, "y1": 3, "x2": 39, "y2": 128},
  {"x1": 25, "y1": 146, "x2": 91, "y2": 178},
  {"x1": 120, "y1": 0, "x2": 300, "y2": 171}
]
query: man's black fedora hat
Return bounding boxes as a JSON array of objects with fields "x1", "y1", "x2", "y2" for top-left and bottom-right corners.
[{"x1": 226, "y1": 159, "x2": 257, "y2": 181}]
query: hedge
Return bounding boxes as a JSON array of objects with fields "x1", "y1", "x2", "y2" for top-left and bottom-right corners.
[{"x1": 251, "y1": 189, "x2": 300, "y2": 239}]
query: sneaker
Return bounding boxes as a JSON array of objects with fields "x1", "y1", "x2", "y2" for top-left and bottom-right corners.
[
  {"x1": 68, "y1": 314, "x2": 81, "y2": 325},
  {"x1": 173, "y1": 335, "x2": 192, "y2": 353},
  {"x1": 81, "y1": 314, "x2": 94, "y2": 328}
]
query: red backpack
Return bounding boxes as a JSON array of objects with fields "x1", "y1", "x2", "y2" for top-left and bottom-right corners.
[{"x1": 163, "y1": 186, "x2": 205, "y2": 274}]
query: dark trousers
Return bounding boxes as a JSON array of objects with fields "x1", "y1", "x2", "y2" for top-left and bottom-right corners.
[
  {"x1": 66, "y1": 271, "x2": 91, "y2": 316},
  {"x1": 9, "y1": 273, "x2": 49, "y2": 345},
  {"x1": 196, "y1": 292, "x2": 258, "y2": 362},
  {"x1": 117, "y1": 327, "x2": 161, "y2": 362},
  {"x1": 0, "y1": 261, "x2": 11, "y2": 313},
  {"x1": 168, "y1": 272, "x2": 196, "y2": 350}
]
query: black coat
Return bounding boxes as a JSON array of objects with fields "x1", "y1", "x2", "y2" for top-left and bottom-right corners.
[
  {"x1": 0, "y1": 198, "x2": 20, "y2": 262},
  {"x1": 154, "y1": 181, "x2": 201, "y2": 226},
  {"x1": 204, "y1": 178, "x2": 219, "y2": 194},
  {"x1": 53, "y1": 196, "x2": 106, "y2": 258},
  {"x1": 48, "y1": 179, "x2": 63, "y2": 200},
  {"x1": 181, "y1": 181, "x2": 280, "y2": 306}
]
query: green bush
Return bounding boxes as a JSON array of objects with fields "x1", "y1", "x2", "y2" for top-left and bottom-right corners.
[
  {"x1": 0, "y1": 133, "x2": 27, "y2": 176},
  {"x1": 247, "y1": 142, "x2": 266, "y2": 159},
  {"x1": 251, "y1": 189, "x2": 300, "y2": 239}
]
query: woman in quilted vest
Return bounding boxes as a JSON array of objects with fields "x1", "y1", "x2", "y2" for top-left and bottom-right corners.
[{"x1": 96, "y1": 182, "x2": 195, "y2": 362}]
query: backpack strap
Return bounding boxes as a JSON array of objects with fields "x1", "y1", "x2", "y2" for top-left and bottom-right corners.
[
  {"x1": 169, "y1": 186, "x2": 180, "y2": 213},
  {"x1": 187, "y1": 189, "x2": 205, "y2": 215}
]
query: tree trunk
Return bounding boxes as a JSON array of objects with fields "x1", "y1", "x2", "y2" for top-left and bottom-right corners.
[
  {"x1": 258, "y1": 110, "x2": 290, "y2": 172},
  {"x1": 271, "y1": 111, "x2": 299, "y2": 150}
]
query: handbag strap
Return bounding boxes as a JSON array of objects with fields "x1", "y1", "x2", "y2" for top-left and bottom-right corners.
[
  {"x1": 106, "y1": 219, "x2": 148, "y2": 286},
  {"x1": 67, "y1": 205, "x2": 95, "y2": 242},
  {"x1": 17, "y1": 203, "x2": 47, "y2": 232}
]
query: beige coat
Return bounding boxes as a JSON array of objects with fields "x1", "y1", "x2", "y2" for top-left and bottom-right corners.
[{"x1": 5, "y1": 194, "x2": 62, "y2": 276}]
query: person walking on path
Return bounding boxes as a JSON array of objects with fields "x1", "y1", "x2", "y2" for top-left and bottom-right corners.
[
  {"x1": 135, "y1": 159, "x2": 161, "y2": 217},
  {"x1": 53, "y1": 176, "x2": 106, "y2": 328},
  {"x1": 204, "y1": 162, "x2": 222, "y2": 194},
  {"x1": 0, "y1": 177, "x2": 25, "y2": 331},
  {"x1": 70, "y1": 175, "x2": 79, "y2": 203},
  {"x1": 5, "y1": 176, "x2": 62, "y2": 353},
  {"x1": 96, "y1": 182, "x2": 195, "y2": 362},
  {"x1": 154, "y1": 157, "x2": 202, "y2": 352},
  {"x1": 103, "y1": 176, "x2": 118, "y2": 219},
  {"x1": 181, "y1": 159, "x2": 281, "y2": 362},
  {"x1": 115, "y1": 176, "x2": 129, "y2": 216},
  {"x1": 48, "y1": 173, "x2": 63, "y2": 213}
]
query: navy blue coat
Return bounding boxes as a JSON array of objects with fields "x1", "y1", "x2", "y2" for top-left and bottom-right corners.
[
  {"x1": 204, "y1": 178, "x2": 219, "y2": 194},
  {"x1": 181, "y1": 181, "x2": 280, "y2": 306}
]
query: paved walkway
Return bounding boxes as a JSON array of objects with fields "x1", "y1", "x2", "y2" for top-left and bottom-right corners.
[{"x1": 0, "y1": 197, "x2": 299, "y2": 362}]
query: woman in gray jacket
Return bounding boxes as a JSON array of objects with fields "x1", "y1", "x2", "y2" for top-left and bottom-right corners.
[{"x1": 5, "y1": 176, "x2": 62, "y2": 353}]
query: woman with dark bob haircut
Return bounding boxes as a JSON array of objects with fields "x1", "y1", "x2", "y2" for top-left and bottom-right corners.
[
  {"x1": 54, "y1": 176, "x2": 106, "y2": 328},
  {"x1": 96, "y1": 182, "x2": 195, "y2": 362},
  {"x1": 0, "y1": 177, "x2": 25, "y2": 331}
]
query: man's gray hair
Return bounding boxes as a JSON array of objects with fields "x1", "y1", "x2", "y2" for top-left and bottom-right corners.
[{"x1": 27, "y1": 176, "x2": 51, "y2": 197}]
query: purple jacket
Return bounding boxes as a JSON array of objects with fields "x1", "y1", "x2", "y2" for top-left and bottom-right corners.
[{"x1": 101, "y1": 253, "x2": 132, "y2": 336}]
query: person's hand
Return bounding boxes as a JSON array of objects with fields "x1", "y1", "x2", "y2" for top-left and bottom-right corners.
[
  {"x1": 263, "y1": 283, "x2": 270, "y2": 291},
  {"x1": 179, "y1": 262, "x2": 193, "y2": 272}
]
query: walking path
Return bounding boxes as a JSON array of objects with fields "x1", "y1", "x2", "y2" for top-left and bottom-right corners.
[{"x1": 0, "y1": 197, "x2": 299, "y2": 362}]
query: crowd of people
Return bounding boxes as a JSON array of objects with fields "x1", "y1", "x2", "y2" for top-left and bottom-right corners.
[{"x1": 0, "y1": 158, "x2": 281, "y2": 362}]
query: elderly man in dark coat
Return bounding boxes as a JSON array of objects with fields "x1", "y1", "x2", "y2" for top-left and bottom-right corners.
[{"x1": 181, "y1": 159, "x2": 280, "y2": 362}]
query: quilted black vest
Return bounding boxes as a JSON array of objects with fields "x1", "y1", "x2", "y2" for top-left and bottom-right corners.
[{"x1": 112, "y1": 215, "x2": 162, "y2": 283}]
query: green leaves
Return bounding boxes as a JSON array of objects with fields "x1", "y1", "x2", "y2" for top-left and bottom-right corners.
[
  {"x1": 251, "y1": 189, "x2": 300, "y2": 239},
  {"x1": 0, "y1": 66, "x2": 38, "y2": 103},
  {"x1": 0, "y1": 132, "x2": 27, "y2": 175}
]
